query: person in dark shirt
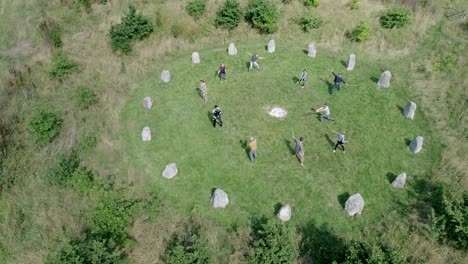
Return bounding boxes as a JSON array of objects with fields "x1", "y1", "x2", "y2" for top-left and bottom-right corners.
[
  {"x1": 293, "y1": 136, "x2": 305, "y2": 167},
  {"x1": 299, "y1": 69, "x2": 307, "y2": 88},
  {"x1": 212, "y1": 105, "x2": 223, "y2": 128},
  {"x1": 331, "y1": 70, "x2": 347, "y2": 95},
  {"x1": 218, "y1": 64, "x2": 226, "y2": 81}
]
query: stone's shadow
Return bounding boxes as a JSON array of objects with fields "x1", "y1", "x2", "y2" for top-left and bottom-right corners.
[
  {"x1": 273, "y1": 202, "x2": 283, "y2": 216},
  {"x1": 292, "y1": 76, "x2": 300, "y2": 83},
  {"x1": 284, "y1": 138, "x2": 296, "y2": 155},
  {"x1": 405, "y1": 138, "x2": 412, "y2": 146},
  {"x1": 370, "y1": 76, "x2": 379, "y2": 83},
  {"x1": 320, "y1": 78, "x2": 334, "y2": 94},
  {"x1": 239, "y1": 139, "x2": 250, "y2": 159},
  {"x1": 325, "y1": 133, "x2": 335, "y2": 147},
  {"x1": 337, "y1": 192, "x2": 350, "y2": 208},
  {"x1": 386, "y1": 172, "x2": 397, "y2": 184},
  {"x1": 340, "y1": 60, "x2": 347, "y2": 68},
  {"x1": 264, "y1": 44, "x2": 268, "y2": 51},
  {"x1": 210, "y1": 187, "x2": 216, "y2": 196},
  {"x1": 302, "y1": 49, "x2": 309, "y2": 54},
  {"x1": 396, "y1": 104, "x2": 405, "y2": 113}
]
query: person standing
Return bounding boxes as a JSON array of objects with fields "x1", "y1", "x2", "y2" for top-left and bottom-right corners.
[
  {"x1": 299, "y1": 69, "x2": 308, "y2": 88},
  {"x1": 248, "y1": 137, "x2": 257, "y2": 162},
  {"x1": 315, "y1": 103, "x2": 334, "y2": 122},
  {"x1": 293, "y1": 136, "x2": 305, "y2": 166},
  {"x1": 212, "y1": 105, "x2": 223, "y2": 128},
  {"x1": 218, "y1": 64, "x2": 226, "y2": 81},
  {"x1": 331, "y1": 70, "x2": 347, "y2": 95},
  {"x1": 332, "y1": 130, "x2": 347, "y2": 153},
  {"x1": 199, "y1": 80, "x2": 207, "y2": 103},
  {"x1": 248, "y1": 53, "x2": 262, "y2": 71}
]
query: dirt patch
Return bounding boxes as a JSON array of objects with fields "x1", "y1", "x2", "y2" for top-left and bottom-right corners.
[{"x1": 7, "y1": 40, "x2": 33, "y2": 58}]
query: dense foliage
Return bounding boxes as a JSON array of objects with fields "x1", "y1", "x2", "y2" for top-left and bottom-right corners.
[
  {"x1": 76, "y1": 86, "x2": 97, "y2": 109},
  {"x1": 299, "y1": 14, "x2": 323, "y2": 32},
  {"x1": 165, "y1": 222, "x2": 212, "y2": 264},
  {"x1": 38, "y1": 19, "x2": 63, "y2": 48},
  {"x1": 245, "y1": 0, "x2": 279, "y2": 34},
  {"x1": 49, "y1": 52, "x2": 76, "y2": 80},
  {"x1": 186, "y1": 0, "x2": 207, "y2": 20},
  {"x1": 380, "y1": 7, "x2": 411, "y2": 28},
  {"x1": 215, "y1": 0, "x2": 243, "y2": 30},
  {"x1": 343, "y1": 241, "x2": 406, "y2": 264},
  {"x1": 45, "y1": 151, "x2": 80, "y2": 185},
  {"x1": 348, "y1": 21, "x2": 371, "y2": 42},
  {"x1": 110, "y1": 5, "x2": 154, "y2": 53},
  {"x1": 303, "y1": 0, "x2": 319, "y2": 7},
  {"x1": 28, "y1": 111, "x2": 62, "y2": 144}
]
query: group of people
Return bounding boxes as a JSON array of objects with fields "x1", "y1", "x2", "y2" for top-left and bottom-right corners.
[{"x1": 197, "y1": 54, "x2": 349, "y2": 166}]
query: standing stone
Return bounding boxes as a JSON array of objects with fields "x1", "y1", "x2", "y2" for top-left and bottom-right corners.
[
  {"x1": 141, "y1": 127, "x2": 151, "y2": 142},
  {"x1": 344, "y1": 193, "x2": 365, "y2": 216},
  {"x1": 267, "y1": 39, "x2": 275, "y2": 53},
  {"x1": 308, "y1": 43, "x2": 317, "y2": 57},
  {"x1": 346, "y1": 54, "x2": 356, "y2": 71},
  {"x1": 409, "y1": 136, "x2": 423, "y2": 154},
  {"x1": 392, "y1": 173, "x2": 407, "y2": 188},
  {"x1": 403, "y1": 101, "x2": 417, "y2": 120},
  {"x1": 161, "y1": 70, "x2": 171, "y2": 83},
  {"x1": 192, "y1": 52, "x2": 200, "y2": 64},
  {"x1": 162, "y1": 163, "x2": 178, "y2": 179},
  {"x1": 277, "y1": 204, "x2": 292, "y2": 222},
  {"x1": 210, "y1": 189, "x2": 229, "y2": 208},
  {"x1": 143, "y1": 97, "x2": 153, "y2": 110},
  {"x1": 377, "y1": 71, "x2": 392, "y2": 88},
  {"x1": 228, "y1": 43, "x2": 237, "y2": 55}
]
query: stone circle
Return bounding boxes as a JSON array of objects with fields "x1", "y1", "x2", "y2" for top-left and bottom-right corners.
[
  {"x1": 141, "y1": 127, "x2": 151, "y2": 142},
  {"x1": 277, "y1": 204, "x2": 292, "y2": 222},
  {"x1": 192, "y1": 52, "x2": 200, "y2": 64},
  {"x1": 228, "y1": 43, "x2": 237, "y2": 55},
  {"x1": 267, "y1": 39, "x2": 275, "y2": 53},
  {"x1": 143, "y1": 97, "x2": 153, "y2": 110},
  {"x1": 161, "y1": 70, "x2": 171, "y2": 83},
  {"x1": 377, "y1": 71, "x2": 392, "y2": 88},
  {"x1": 346, "y1": 54, "x2": 356, "y2": 71},
  {"x1": 391, "y1": 173, "x2": 406, "y2": 188},
  {"x1": 308, "y1": 43, "x2": 317, "y2": 57},
  {"x1": 344, "y1": 193, "x2": 364, "y2": 216},
  {"x1": 409, "y1": 136, "x2": 423, "y2": 154},
  {"x1": 162, "y1": 163, "x2": 178, "y2": 179},
  {"x1": 211, "y1": 189, "x2": 229, "y2": 208},
  {"x1": 268, "y1": 107, "x2": 288, "y2": 118},
  {"x1": 403, "y1": 101, "x2": 417, "y2": 120}
]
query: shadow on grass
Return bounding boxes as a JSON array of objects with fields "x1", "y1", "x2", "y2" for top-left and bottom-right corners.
[
  {"x1": 370, "y1": 76, "x2": 379, "y2": 83},
  {"x1": 396, "y1": 104, "x2": 405, "y2": 113},
  {"x1": 386, "y1": 172, "x2": 396, "y2": 184},
  {"x1": 340, "y1": 60, "x2": 347, "y2": 68},
  {"x1": 239, "y1": 139, "x2": 249, "y2": 159},
  {"x1": 405, "y1": 138, "x2": 412, "y2": 146},
  {"x1": 284, "y1": 138, "x2": 296, "y2": 155},
  {"x1": 324, "y1": 133, "x2": 335, "y2": 147},
  {"x1": 337, "y1": 192, "x2": 350, "y2": 208},
  {"x1": 273, "y1": 202, "x2": 282, "y2": 216},
  {"x1": 302, "y1": 49, "x2": 308, "y2": 54},
  {"x1": 320, "y1": 78, "x2": 334, "y2": 94},
  {"x1": 206, "y1": 111, "x2": 213, "y2": 126},
  {"x1": 299, "y1": 221, "x2": 346, "y2": 263},
  {"x1": 292, "y1": 76, "x2": 300, "y2": 84}
]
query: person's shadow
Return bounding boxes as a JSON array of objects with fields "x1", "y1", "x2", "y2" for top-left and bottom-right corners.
[
  {"x1": 320, "y1": 78, "x2": 334, "y2": 94},
  {"x1": 292, "y1": 76, "x2": 300, "y2": 84},
  {"x1": 324, "y1": 133, "x2": 335, "y2": 147},
  {"x1": 239, "y1": 139, "x2": 249, "y2": 159},
  {"x1": 245, "y1": 62, "x2": 251, "y2": 71},
  {"x1": 206, "y1": 111, "x2": 213, "y2": 126},
  {"x1": 284, "y1": 138, "x2": 296, "y2": 155}
]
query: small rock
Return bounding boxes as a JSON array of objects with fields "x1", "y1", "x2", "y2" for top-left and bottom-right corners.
[
  {"x1": 228, "y1": 43, "x2": 237, "y2": 55},
  {"x1": 377, "y1": 71, "x2": 392, "y2": 88},
  {"x1": 392, "y1": 173, "x2": 406, "y2": 188},
  {"x1": 346, "y1": 54, "x2": 356, "y2": 71},
  {"x1": 403, "y1": 101, "x2": 417, "y2": 120},
  {"x1": 409, "y1": 136, "x2": 423, "y2": 154},
  {"x1": 161, "y1": 70, "x2": 171, "y2": 83},
  {"x1": 277, "y1": 204, "x2": 292, "y2": 222},
  {"x1": 308, "y1": 43, "x2": 317, "y2": 58},
  {"x1": 344, "y1": 193, "x2": 364, "y2": 216},
  {"x1": 143, "y1": 97, "x2": 153, "y2": 109},
  {"x1": 192, "y1": 52, "x2": 200, "y2": 64},
  {"x1": 267, "y1": 39, "x2": 275, "y2": 53},
  {"x1": 162, "y1": 163, "x2": 178, "y2": 179},
  {"x1": 211, "y1": 189, "x2": 229, "y2": 208},
  {"x1": 141, "y1": 127, "x2": 151, "y2": 142}
]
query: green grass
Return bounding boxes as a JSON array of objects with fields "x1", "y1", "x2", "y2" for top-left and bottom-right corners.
[{"x1": 122, "y1": 43, "x2": 442, "y2": 238}]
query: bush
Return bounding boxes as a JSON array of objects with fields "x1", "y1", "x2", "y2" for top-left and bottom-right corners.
[
  {"x1": 3, "y1": 65, "x2": 35, "y2": 96},
  {"x1": 76, "y1": 86, "x2": 97, "y2": 109},
  {"x1": 110, "y1": 5, "x2": 154, "y2": 53},
  {"x1": 380, "y1": 7, "x2": 411, "y2": 28},
  {"x1": 78, "y1": 134, "x2": 98, "y2": 152},
  {"x1": 303, "y1": 0, "x2": 319, "y2": 7},
  {"x1": 248, "y1": 217, "x2": 298, "y2": 264},
  {"x1": 165, "y1": 227, "x2": 212, "y2": 264},
  {"x1": 45, "y1": 151, "x2": 80, "y2": 184},
  {"x1": 186, "y1": 0, "x2": 207, "y2": 20},
  {"x1": 28, "y1": 111, "x2": 62, "y2": 144},
  {"x1": 245, "y1": 0, "x2": 280, "y2": 34},
  {"x1": 350, "y1": 0, "x2": 359, "y2": 10},
  {"x1": 343, "y1": 241, "x2": 406, "y2": 264},
  {"x1": 348, "y1": 21, "x2": 371, "y2": 42},
  {"x1": 215, "y1": 0, "x2": 243, "y2": 30},
  {"x1": 38, "y1": 19, "x2": 62, "y2": 48},
  {"x1": 49, "y1": 52, "x2": 76, "y2": 80},
  {"x1": 299, "y1": 14, "x2": 323, "y2": 32}
]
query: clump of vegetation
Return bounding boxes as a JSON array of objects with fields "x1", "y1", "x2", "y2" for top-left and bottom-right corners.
[
  {"x1": 28, "y1": 111, "x2": 62, "y2": 144},
  {"x1": 348, "y1": 21, "x2": 371, "y2": 42},
  {"x1": 165, "y1": 222, "x2": 212, "y2": 264},
  {"x1": 432, "y1": 53, "x2": 457, "y2": 72},
  {"x1": 186, "y1": 0, "x2": 207, "y2": 20},
  {"x1": 343, "y1": 241, "x2": 406, "y2": 264},
  {"x1": 49, "y1": 52, "x2": 76, "y2": 80},
  {"x1": 76, "y1": 86, "x2": 97, "y2": 109},
  {"x1": 350, "y1": 0, "x2": 359, "y2": 10},
  {"x1": 38, "y1": 19, "x2": 63, "y2": 48},
  {"x1": 45, "y1": 151, "x2": 80, "y2": 185},
  {"x1": 248, "y1": 217, "x2": 298, "y2": 264},
  {"x1": 380, "y1": 7, "x2": 411, "y2": 28},
  {"x1": 3, "y1": 65, "x2": 35, "y2": 96},
  {"x1": 109, "y1": 5, "x2": 154, "y2": 53},
  {"x1": 78, "y1": 133, "x2": 98, "y2": 152},
  {"x1": 215, "y1": 0, "x2": 243, "y2": 30},
  {"x1": 303, "y1": 0, "x2": 319, "y2": 7},
  {"x1": 299, "y1": 14, "x2": 323, "y2": 32},
  {"x1": 245, "y1": 0, "x2": 280, "y2": 34},
  {"x1": 283, "y1": 0, "x2": 293, "y2": 4}
]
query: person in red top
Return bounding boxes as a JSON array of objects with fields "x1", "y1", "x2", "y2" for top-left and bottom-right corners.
[{"x1": 218, "y1": 64, "x2": 226, "y2": 81}]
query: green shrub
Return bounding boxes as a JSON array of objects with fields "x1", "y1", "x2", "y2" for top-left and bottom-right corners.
[
  {"x1": 76, "y1": 86, "x2": 97, "y2": 109},
  {"x1": 68, "y1": 168, "x2": 95, "y2": 194},
  {"x1": 215, "y1": 0, "x2": 243, "y2": 30},
  {"x1": 28, "y1": 111, "x2": 62, "y2": 144},
  {"x1": 245, "y1": 0, "x2": 280, "y2": 34},
  {"x1": 110, "y1": 5, "x2": 154, "y2": 53},
  {"x1": 49, "y1": 53, "x2": 76, "y2": 80},
  {"x1": 350, "y1": 0, "x2": 359, "y2": 10},
  {"x1": 75, "y1": 0, "x2": 92, "y2": 12},
  {"x1": 165, "y1": 229, "x2": 213, "y2": 264},
  {"x1": 38, "y1": 19, "x2": 62, "y2": 48},
  {"x1": 348, "y1": 21, "x2": 371, "y2": 42},
  {"x1": 299, "y1": 14, "x2": 323, "y2": 32},
  {"x1": 186, "y1": 0, "x2": 207, "y2": 20},
  {"x1": 78, "y1": 134, "x2": 98, "y2": 152},
  {"x1": 380, "y1": 7, "x2": 411, "y2": 28},
  {"x1": 283, "y1": 0, "x2": 293, "y2": 3},
  {"x1": 248, "y1": 217, "x2": 298, "y2": 264},
  {"x1": 303, "y1": 0, "x2": 319, "y2": 7},
  {"x1": 45, "y1": 151, "x2": 80, "y2": 184},
  {"x1": 344, "y1": 241, "x2": 405, "y2": 264}
]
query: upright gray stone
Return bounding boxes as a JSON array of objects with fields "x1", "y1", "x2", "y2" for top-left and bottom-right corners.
[
  {"x1": 162, "y1": 163, "x2": 178, "y2": 179},
  {"x1": 346, "y1": 54, "x2": 356, "y2": 71},
  {"x1": 210, "y1": 189, "x2": 229, "y2": 208},
  {"x1": 161, "y1": 70, "x2": 171, "y2": 83},
  {"x1": 308, "y1": 43, "x2": 317, "y2": 57},
  {"x1": 267, "y1": 39, "x2": 275, "y2": 53},
  {"x1": 143, "y1": 97, "x2": 153, "y2": 110},
  {"x1": 192, "y1": 52, "x2": 200, "y2": 64},
  {"x1": 277, "y1": 204, "x2": 292, "y2": 222},
  {"x1": 409, "y1": 136, "x2": 423, "y2": 154},
  {"x1": 344, "y1": 193, "x2": 364, "y2": 216},
  {"x1": 392, "y1": 173, "x2": 407, "y2": 188},
  {"x1": 403, "y1": 101, "x2": 417, "y2": 120},
  {"x1": 377, "y1": 71, "x2": 392, "y2": 88},
  {"x1": 228, "y1": 43, "x2": 237, "y2": 55},
  {"x1": 141, "y1": 127, "x2": 151, "y2": 142}
]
